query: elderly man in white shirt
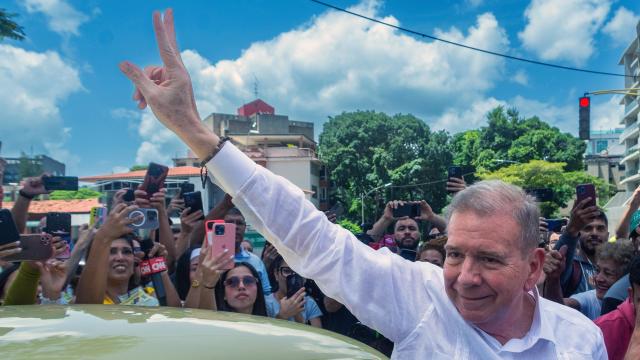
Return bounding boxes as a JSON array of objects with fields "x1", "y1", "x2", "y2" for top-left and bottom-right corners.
[{"x1": 118, "y1": 9, "x2": 607, "y2": 359}]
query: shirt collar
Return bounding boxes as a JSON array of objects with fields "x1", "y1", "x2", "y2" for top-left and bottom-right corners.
[{"x1": 235, "y1": 248, "x2": 250, "y2": 259}]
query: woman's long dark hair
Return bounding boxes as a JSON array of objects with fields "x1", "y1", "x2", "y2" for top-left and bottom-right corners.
[
  {"x1": 214, "y1": 262, "x2": 267, "y2": 317},
  {"x1": 85, "y1": 234, "x2": 138, "y2": 291},
  {"x1": 175, "y1": 246, "x2": 199, "y2": 300}
]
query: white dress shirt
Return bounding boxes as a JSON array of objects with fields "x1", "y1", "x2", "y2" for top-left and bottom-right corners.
[{"x1": 207, "y1": 143, "x2": 607, "y2": 359}]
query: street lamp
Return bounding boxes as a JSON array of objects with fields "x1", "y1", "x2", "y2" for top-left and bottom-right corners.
[{"x1": 361, "y1": 183, "x2": 392, "y2": 225}]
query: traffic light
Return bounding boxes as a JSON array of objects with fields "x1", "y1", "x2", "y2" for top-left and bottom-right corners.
[{"x1": 579, "y1": 96, "x2": 590, "y2": 140}]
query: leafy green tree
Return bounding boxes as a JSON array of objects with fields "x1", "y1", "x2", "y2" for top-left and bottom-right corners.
[
  {"x1": 319, "y1": 111, "x2": 453, "y2": 223},
  {"x1": 0, "y1": 8, "x2": 25, "y2": 41},
  {"x1": 129, "y1": 165, "x2": 149, "y2": 171},
  {"x1": 479, "y1": 160, "x2": 616, "y2": 217},
  {"x1": 338, "y1": 219, "x2": 362, "y2": 235},
  {"x1": 453, "y1": 107, "x2": 586, "y2": 172},
  {"x1": 49, "y1": 188, "x2": 103, "y2": 200}
]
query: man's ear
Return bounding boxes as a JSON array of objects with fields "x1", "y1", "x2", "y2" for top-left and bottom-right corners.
[{"x1": 524, "y1": 248, "x2": 545, "y2": 292}]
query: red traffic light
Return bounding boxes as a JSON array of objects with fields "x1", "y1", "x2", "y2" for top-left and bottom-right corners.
[{"x1": 579, "y1": 96, "x2": 590, "y2": 108}]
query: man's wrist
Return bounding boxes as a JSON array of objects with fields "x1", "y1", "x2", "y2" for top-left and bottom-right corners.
[{"x1": 19, "y1": 190, "x2": 35, "y2": 200}]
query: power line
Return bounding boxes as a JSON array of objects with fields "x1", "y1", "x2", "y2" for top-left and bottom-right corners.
[
  {"x1": 310, "y1": 0, "x2": 633, "y2": 79},
  {"x1": 388, "y1": 172, "x2": 476, "y2": 189}
]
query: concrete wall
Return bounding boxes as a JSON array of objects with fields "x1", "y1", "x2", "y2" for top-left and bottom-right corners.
[{"x1": 266, "y1": 159, "x2": 318, "y2": 207}]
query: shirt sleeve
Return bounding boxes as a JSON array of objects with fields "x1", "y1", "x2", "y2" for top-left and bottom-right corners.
[
  {"x1": 305, "y1": 296, "x2": 323, "y2": 321},
  {"x1": 570, "y1": 291, "x2": 591, "y2": 317},
  {"x1": 206, "y1": 143, "x2": 439, "y2": 342}
]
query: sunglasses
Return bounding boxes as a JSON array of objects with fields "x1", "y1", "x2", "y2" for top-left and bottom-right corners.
[
  {"x1": 279, "y1": 267, "x2": 294, "y2": 277},
  {"x1": 224, "y1": 275, "x2": 258, "y2": 288}
]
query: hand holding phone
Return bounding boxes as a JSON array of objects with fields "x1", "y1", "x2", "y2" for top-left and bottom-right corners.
[
  {"x1": 138, "y1": 163, "x2": 169, "y2": 200},
  {"x1": 183, "y1": 191, "x2": 204, "y2": 219},
  {"x1": 392, "y1": 203, "x2": 421, "y2": 219},
  {"x1": 205, "y1": 221, "x2": 236, "y2": 270},
  {"x1": 45, "y1": 212, "x2": 72, "y2": 260},
  {"x1": 127, "y1": 208, "x2": 160, "y2": 230},
  {"x1": 576, "y1": 184, "x2": 597, "y2": 208},
  {"x1": 447, "y1": 166, "x2": 463, "y2": 194},
  {"x1": 3, "y1": 233, "x2": 54, "y2": 262}
]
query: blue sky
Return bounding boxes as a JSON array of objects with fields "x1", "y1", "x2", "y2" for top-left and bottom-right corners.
[{"x1": 1, "y1": 0, "x2": 639, "y2": 176}]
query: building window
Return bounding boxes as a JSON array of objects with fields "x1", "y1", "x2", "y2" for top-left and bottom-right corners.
[
  {"x1": 596, "y1": 140, "x2": 608, "y2": 154},
  {"x1": 312, "y1": 185, "x2": 318, "y2": 199}
]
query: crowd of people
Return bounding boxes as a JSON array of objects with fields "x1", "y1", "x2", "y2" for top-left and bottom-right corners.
[{"x1": 3, "y1": 8, "x2": 640, "y2": 359}]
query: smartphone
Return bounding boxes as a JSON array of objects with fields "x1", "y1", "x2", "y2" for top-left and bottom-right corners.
[
  {"x1": 3, "y1": 234, "x2": 53, "y2": 262},
  {"x1": 393, "y1": 203, "x2": 420, "y2": 218},
  {"x1": 205, "y1": 221, "x2": 236, "y2": 270},
  {"x1": 448, "y1": 166, "x2": 463, "y2": 180},
  {"x1": 447, "y1": 166, "x2": 463, "y2": 193},
  {"x1": 127, "y1": 208, "x2": 160, "y2": 230},
  {"x1": 526, "y1": 188, "x2": 554, "y2": 202},
  {"x1": 43, "y1": 176, "x2": 78, "y2": 191},
  {"x1": 0, "y1": 209, "x2": 20, "y2": 246},
  {"x1": 183, "y1": 191, "x2": 204, "y2": 218},
  {"x1": 286, "y1": 274, "x2": 305, "y2": 298},
  {"x1": 138, "y1": 162, "x2": 169, "y2": 199},
  {"x1": 123, "y1": 188, "x2": 135, "y2": 202},
  {"x1": 89, "y1": 207, "x2": 107, "y2": 228},
  {"x1": 180, "y1": 182, "x2": 195, "y2": 196},
  {"x1": 545, "y1": 218, "x2": 568, "y2": 233},
  {"x1": 45, "y1": 212, "x2": 71, "y2": 260},
  {"x1": 576, "y1": 184, "x2": 597, "y2": 208}
]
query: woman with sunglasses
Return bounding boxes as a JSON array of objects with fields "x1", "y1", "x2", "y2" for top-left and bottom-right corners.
[
  {"x1": 214, "y1": 262, "x2": 268, "y2": 316},
  {"x1": 266, "y1": 256, "x2": 322, "y2": 327}
]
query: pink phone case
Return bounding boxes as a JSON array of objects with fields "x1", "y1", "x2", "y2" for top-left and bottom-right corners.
[{"x1": 205, "y1": 221, "x2": 236, "y2": 270}]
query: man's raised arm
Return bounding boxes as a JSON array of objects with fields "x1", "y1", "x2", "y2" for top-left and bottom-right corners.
[{"x1": 118, "y1": 9, "x2": 437, "y2": 342}]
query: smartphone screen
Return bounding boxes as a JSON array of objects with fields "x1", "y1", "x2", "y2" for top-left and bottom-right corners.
[
  {"x1": 393, "y1": 204, "x2": 420, "y2": 218},
  {"x1": 43, "y1": 176, "x2": 78, "y2": 191}
]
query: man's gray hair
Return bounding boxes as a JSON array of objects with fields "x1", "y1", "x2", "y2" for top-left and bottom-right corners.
[{"x1": 446, "y1": 180, "x2": 540, "y2": 254}]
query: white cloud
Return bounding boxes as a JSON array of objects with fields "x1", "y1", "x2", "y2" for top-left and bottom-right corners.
[
  {"x1": 0, "y1": 44, "x2": 83, "y2": 171},
  {"x1": 510, "y1": 70, "x2": 528, "y2": 86},
  {"x1": 111, "y1": 166, "x2": 130, "y2": 174},
  {"x1": 465, "y1": 0, "x2": 483, "y2": 8},
  {"x1": 432, "y1": 97, "x2": 505, "y2": 132},
  {"x1": 22, "y1": 0, "x2": 90, "y2": 36},
  {"x1": 591, "y1": 95, "x2": 624, "y2": 131},
  {"x1": 518, "y1": 0, "x2": 611, "y2": 65},
  {"x1": 133, "y1": 2, "x2": 510, "y2": 162},
  {"x1": 432, "y1": 95, "x2": 578, "y2": 135},
  {"x1": 603, "y1": 7, "x2": 640, "y2": 47},
  {"x1": 134, "y1": 110, "x2": 185, "y2": 166},
  {"x1": 111, "y1": 108, "x2": 139, "y2": 120}
]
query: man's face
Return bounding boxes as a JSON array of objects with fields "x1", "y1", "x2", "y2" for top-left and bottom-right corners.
[
  {"x1": 444, "y1": 211, "x2": 542, "y2": 328},
  {"x1": 579, "y1": 219, "x2": 608, "y2": 256},
  {"x1": 394, "y1": 218, "x2": 420, "y2": 250},
  {"x1": 418, "y1": 249, "x2": 444, "y2": 267},
  {"x1": 224, "y1": 214, "x2": 247, "y2": 244},
  {"x1": 594, "y1": 259, "x2": 622, "y2": 299}
]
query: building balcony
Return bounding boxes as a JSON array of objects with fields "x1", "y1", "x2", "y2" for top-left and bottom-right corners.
[
  {"x1": 621, "y1": 173, "x2": 640, "y2": 185},
  {"x1": 264, "y1": 147, "x2": 318, "y2": 160},
  {"x1": 619, "y1": 123, "x2": 640, "y2": 144},
  {"x1": 621, "y1": 149, "x2": 640, "y2": 165},
  {"x1": 625, "y1": 98, "x2": 639, "y2": 119},
  {"x1": 627, "y1": 143, "x2": 640, "y2": 155}
]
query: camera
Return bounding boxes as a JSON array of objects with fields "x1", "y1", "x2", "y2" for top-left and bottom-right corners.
[
  {"x1": 127, "y1": 208, "x2": 160, "y2": 230},
  {"x1": 215, "y1": 224, "x2": 225, "y2": 236}
]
